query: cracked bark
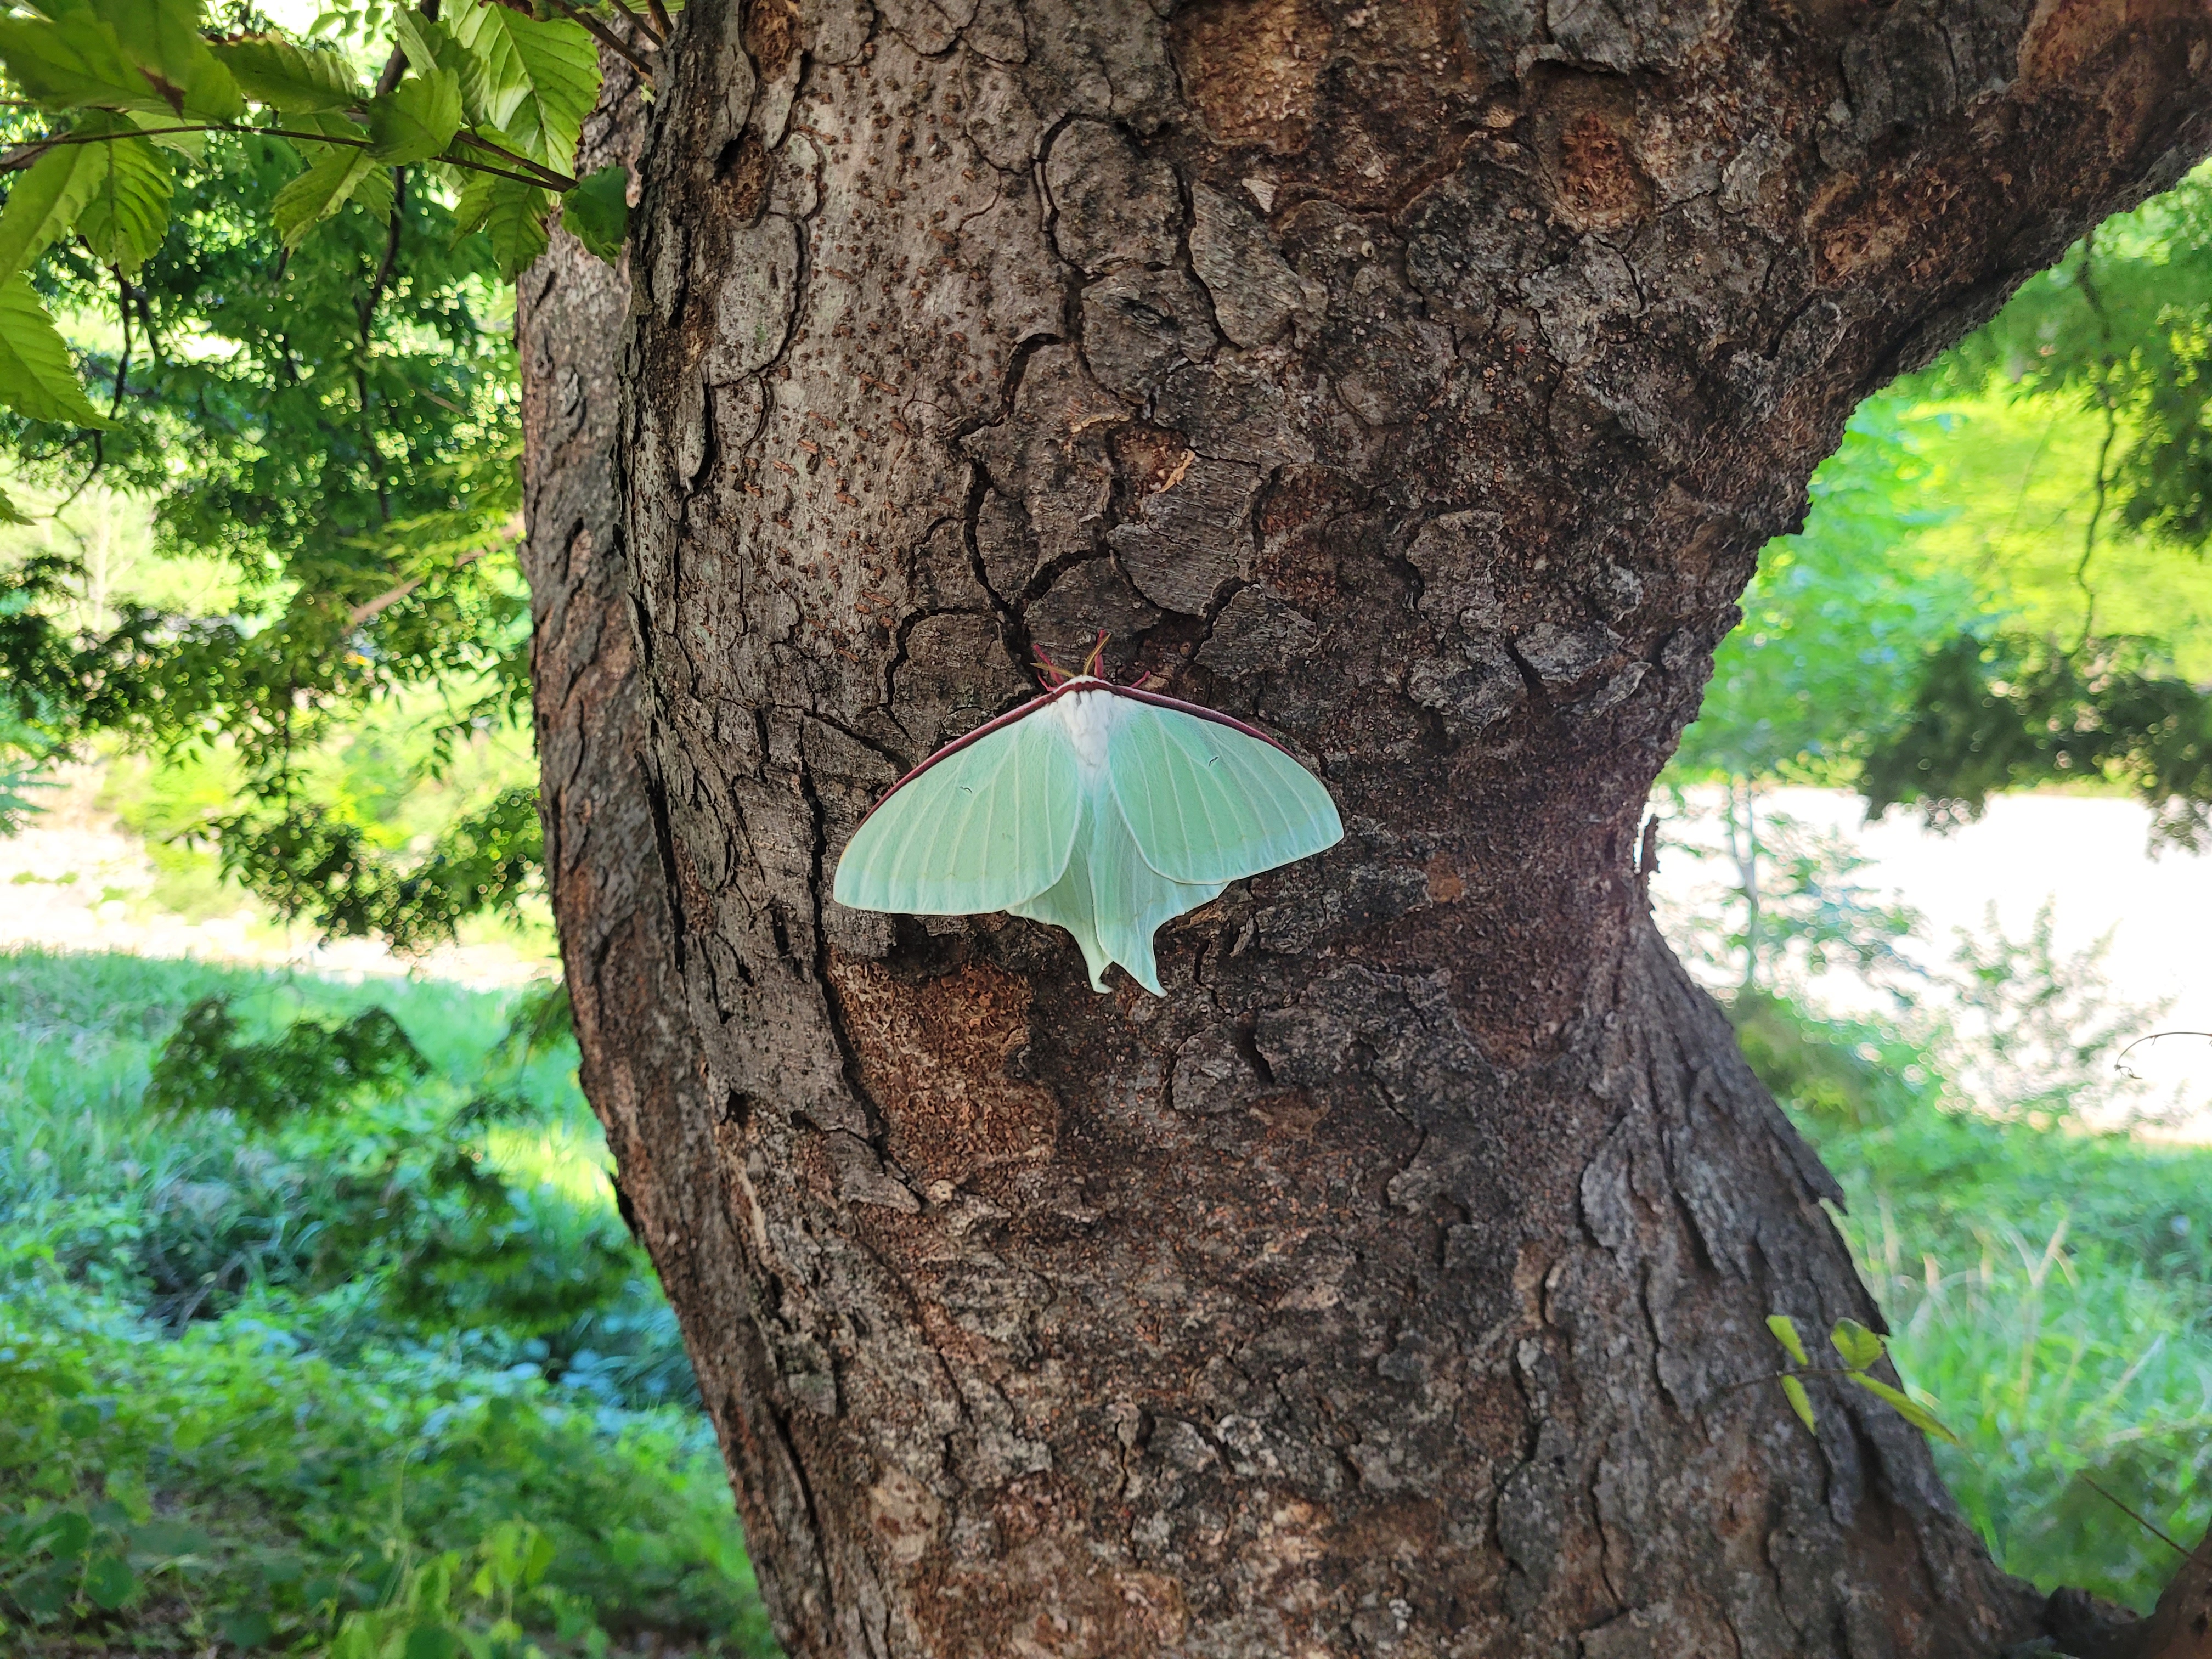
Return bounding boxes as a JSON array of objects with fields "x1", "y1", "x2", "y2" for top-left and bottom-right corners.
[{"x1": 526, "y1": 5, "x2": 2212, "y2": 1655}]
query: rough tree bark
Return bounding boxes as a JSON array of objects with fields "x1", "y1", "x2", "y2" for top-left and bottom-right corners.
[
  {"x1": 526, "y1": 5, "x2": 2212, "y2": 1656},
  {"x1": 516, "y1": 59, "x2": 792, "y2": 1554}
]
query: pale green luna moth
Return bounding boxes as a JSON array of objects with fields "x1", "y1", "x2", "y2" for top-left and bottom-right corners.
[{"x1": 832, "y1": 655, "x2": 1342, "y2": 995}]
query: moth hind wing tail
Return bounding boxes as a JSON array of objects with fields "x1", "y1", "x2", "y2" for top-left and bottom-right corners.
[{"x1": 1007, "y1": 864, "x2": 1115, "y2": 992}]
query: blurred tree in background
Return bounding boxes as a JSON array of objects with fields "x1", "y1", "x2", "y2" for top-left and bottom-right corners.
[{"x1": 0, "y1": 0, "x2": 590, "y2": 949}]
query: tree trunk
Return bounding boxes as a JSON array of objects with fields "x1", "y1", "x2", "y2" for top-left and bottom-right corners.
[
  {"x1": 516, "y1": 60, "x2": 807, "y2": 1598},
  {"x1": 542, "y1": 5, "x2": 2211, "y2": 1655}
]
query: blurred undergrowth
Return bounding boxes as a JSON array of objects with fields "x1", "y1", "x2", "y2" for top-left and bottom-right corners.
[
  {"x1": 1668, "y1": 820, "x2": 2212, "y2": 1612},
  {"x1": 0, "y1": 948, "x2": 778, "y2": 1657}
]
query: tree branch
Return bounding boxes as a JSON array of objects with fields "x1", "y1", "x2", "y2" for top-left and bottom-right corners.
[
  {"x1": 109, "y1": 264, "x2": 131, "y2": 419},
  {"x1": 0, "y1": 123, "x2": 577, "y2": 191},
  {"x1": 359, "y1": 167, "x2": 406, "y2": 343},
  {"x1": 450, "y1": 130, "x2": 579, "y2": 192},
  {"x1": 346, "y1": 540, "x2": 496, "y2": 628},
  {"x1": 602, "y1": 0, "x2": 663, "y2": 47}
]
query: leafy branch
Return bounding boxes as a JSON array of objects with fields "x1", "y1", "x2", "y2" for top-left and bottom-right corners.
[
  {"x1": 1760, "y1": 1313, "x2": 1963, "y2": 1446},
  {"x1": 0, "y1": 0, "x2": 635, "y2": 436},
  {"x1": 0, "y1": 121, "x2": 576, "y2": 189}
]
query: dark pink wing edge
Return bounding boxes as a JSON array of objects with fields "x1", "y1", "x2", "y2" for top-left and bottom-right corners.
[{"x1": 849, "y1": 679, "x2": 1301, "y2": 832}]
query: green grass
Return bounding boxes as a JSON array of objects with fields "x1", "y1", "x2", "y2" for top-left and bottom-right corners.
[
  {"x1": 0, "y1": 947, "x2": 779, "y2": 1657},
  {"x1": 1743, "y1": 994, "x2": 2212, "y2": 1610}
]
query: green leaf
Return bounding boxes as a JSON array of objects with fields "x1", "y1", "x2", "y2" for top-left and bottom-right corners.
[
  {"x1": 0, "y1": 483, "x2": 32, "y2": 526},
  {"x1": 450, "y1": 3, "x2": 597, "y2": 170},
  {"x1": 13, "y1": 1566, "x2": 71, "y2": 1617},
  {"x1": 212, "y1": 34, "x2": 363, "y2": 112},
  {"x1": 58, "y1": 1400, "x2": 102, "y2": 1436},
  {"x1": 0, "y1": 13, "x2": 168, "y2": 114},
  {"x1": 1765, "y1": 1313, "x2": 1810, "y2": 1368},
  {"x1": 560, "y1": 163, "x2": 627, "y2": 262},
  {"x1": 388, "y1": 10, "x2": 479, "y2": 117},
  {"x1": 366, "y1": 67, "x2": 461, "y2": 165},
  {"x1": 219, "y1": 1608, "x2": 274, "y2": 1649},
  {"x1": 270, "y1": 136, "x2": 382, "y2": 247},
  {"x1": 1780, "y1": 1373, "x2": 1816, "y2": 1433},
  {"x1": 1847, "y1": 1372, "x2": 1962, "y2": 1445},
  {"x1": 405, "y1": 1626, "x2": 461, "y2": 1659},
  {"x1": 473, "y1": 174, "x2": 550, "y2": 279},
  {"x1": 83, "y1": 1551, "x2": 136, "y2": 1610},
  {"x1": 123, "y1": 106, "x2": 202, "y2": 159},
  {"x1": 1830, "y1": 1317, "x2": 1884, "y2": 1373},
  {"x1": 0, "y1": 280, "x2": 112, "y2": 422},
  {"x1": 44, "y1": 1510, "x2": 93, "y2": 1562},
  {"x1": 75, "y1": 122, "x2": 173, "y2": 273},
  {"x1": 450, "y1": 166, "x2": 495, "y2": 238},
  {"x1": 0, "y1": 139, "x2": 104, "y2": 289},
  {"x1": 86, "y1": 0, "x2": 243, "y2": 120}
]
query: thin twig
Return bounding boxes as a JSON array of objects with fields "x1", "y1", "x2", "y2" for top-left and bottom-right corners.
[
  {"x1": 359, "y1": 167, "x2": 405, "y2": 523},
  {"x1": 603, "y1": 0, "x2": 662, "y2": 46},
  {"x1": 347, "y1": 542, "x2": 494, "y2": 627},
  {"x1": 2114, "y1": 1030, "x2": 2212, "y2": 1077},
  {"x1": 2075, "y1": 227, "x2": 2117, "y2": 651},
  {"x1": 451, "y1": 130, "x2": 579, "y2": 191},
  {"x1": 2080, "y1": 1475, "x2": 2189, "y2": 1557},
  {"x1": 644, "y1": 0, "x2": 674, "y2": 43},
  {"x1": 109, "y1": 265, "x2": 132, "y2": 418},
  {"x1": 359, "y1": 167, "x2": 405, "y2": 342},
  {"x1": 2, "y1": 122, "x2": 575, "y2": 191}
]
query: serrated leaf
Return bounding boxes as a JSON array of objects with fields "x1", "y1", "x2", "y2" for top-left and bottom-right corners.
[
  {"x1": 0, "y1": 13, "x2": 169, "y2": 114},
  {"x1": 388, "y1": 10, "x2": 479, "y2": 119},
  {"x1": 450, "y1": 3, "x2": 596, "y2": 170},
  {"x1": 270, "y1": 128, "x2": 382, "y2": 247},
  {"x1": 0, "y1": 275, "x2": 112, "y2": 427},
  {"x1": 14, "y1": 1565, "x2": 70, "y2": 1617},
  {"x1": 367, "y1": 67, "x2": 460, "y2": 164},
  {"x1": 83, "y1": 1551, "x2": 136, "y2": 1610},
  {"x1": 561, "y1": 163, "x2": 625, "y2": 262},
  {"x1": 212, "y1": 34, "x2": 362, "y2": 112},
  {"x1": 123, "y1": 106, "x2": 202, "y2": 159},
  {"x1": 1765, "y1": 1313, "x2": 1810, "y2": 1368},
  {"x1": 1847, "y1": 1372, "x2": 1961, "y2": 1444},
  {"x1": 1830, "y1": 1318, "x2": 1884, "y2": 1373},
  {"x1": 1780, "y1": 1374, "x2": 1816, "y2": 1433},
  {"x1": 479, "y1": 175, "x2": 550, "y2": 279},
  {"x1": 0, "y1": 139, "x2": 104, "y2": 288},
  {"x1": 86, "y1": 0, "x2": 243, "y2": 120},
  {"x1": 450, "y1": 166, "x2": 495, "y2": 238},
  {"x1": 75, "y1": 122, "x2": 173, "y2": 272}
]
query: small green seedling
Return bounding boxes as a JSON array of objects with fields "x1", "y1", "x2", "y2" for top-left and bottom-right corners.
[{"x1": 1764, "y1": 1313, "x2": 1961, "y2": 1445}]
